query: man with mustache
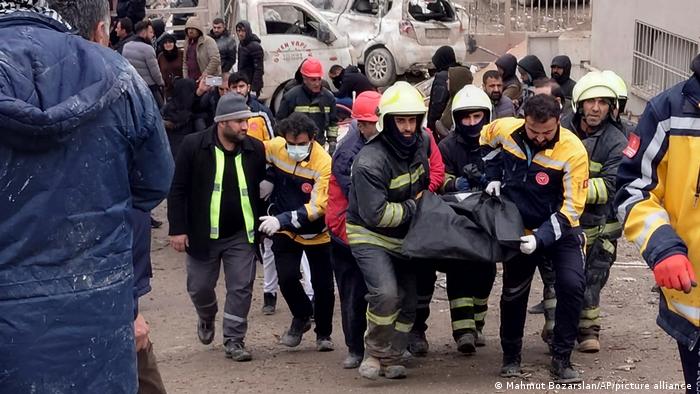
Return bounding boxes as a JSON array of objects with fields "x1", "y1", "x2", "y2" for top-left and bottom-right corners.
[
  {"x1": 481, "y1": 94, "x2": 589, "y2": 383},
  {"x1": 561, "y1": 71, "x2": 628, "y2": 354}
]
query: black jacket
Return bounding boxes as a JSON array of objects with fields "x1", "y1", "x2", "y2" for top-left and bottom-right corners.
[
  {"x1": 518, "y1": 55, "x2": 547, "y2": 83},
  {"x1": 210, "y1": 29, "x2": 237, "y2": 72},
  {"x1": 428, "y1": 70, "x2": 449, "y2": 132},
  {"x1": 277, "y1": 84, "x2": 338, "y2": 144},
  {"x1": 346, "y1": 131, "x2": 431, "y2": 253},
  {"x1": 438, "y1": 132, "x2": 486, "y2": 193},
  {"x1": 333, "y1": 65, "x2": 375, "y2": 98},
  {"x1": 551, "y1": 55, "x2": 576, "y2": 99},
  {"x1": 167, "y1": 128, "x2": 266, "y2": 260},
  {"x1": 114, "y1": 33, "x2": 136, "y2": 54},
  {"x1": 236, "y1": 20, "x2": 264, "y2": 94},
  {"x1": 117, "y1": 0, "x2": 146, "y2": 24},
  {"x1": 561, "y1": 113, "x2": 627, "y2": 228}
]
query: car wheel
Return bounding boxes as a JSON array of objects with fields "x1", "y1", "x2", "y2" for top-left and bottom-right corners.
[{"x1": 365, "y1": 47, "x2": 396, "y2": 88}]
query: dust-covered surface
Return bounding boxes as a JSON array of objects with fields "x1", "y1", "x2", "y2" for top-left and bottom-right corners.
[{"x1": 143, "y1": 204, "x2": 684, "y2": 394}]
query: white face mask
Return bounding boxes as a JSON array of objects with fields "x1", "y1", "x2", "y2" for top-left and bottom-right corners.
[{"x1": 287, "y1": 143, "x2": 311, "y2": 162}]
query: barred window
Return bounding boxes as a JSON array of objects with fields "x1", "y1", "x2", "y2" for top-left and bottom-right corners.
[{"x1": 632, "y1": 21, "x2": 698, "y2": 100}]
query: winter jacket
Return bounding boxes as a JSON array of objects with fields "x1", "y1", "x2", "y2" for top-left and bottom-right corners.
[
  {"x1": 481, "y1": 117, "x2": 589, "y2": 248},
  {"x1": 130, "y1": 208, "x2": 152, "y2": 318},
  {"x1": 493, "y1": 95, "x2": 516, "y2": 119},
  {"x1": 0, "y1": 12, "x2": 173, "y2": 393},
  {"x1": 114, "y1": 32, "x2": 136, "y2": 54},
  {"x1": 123, "y1": 37, "x2": 165, "y2": 87},
  {"x1": 561, "y1": 113, "x2": 627, "y2": 229},
  {"x1": 236, "y1": 20, "x2": 264, "y2": 94},
  {"x1": 183, "y1": 17, "x2": 221, "y2": 78},
  {"x1": 346, "y1": 130, "x2": 431, "y2": 254},
  {"x1": 158, "y1": 48, "x2": 184, "y2": 98},
  {"x1": 439, "y1": 132, "x2": 486, "y2": 193},
  {"x1": 277, "y1": 84, "x2": 338, "y2": 145},
  {"x1": 210, "y1": 29, "x2": 237, "y2": 72},
  {"x1": 436, "y1": 66, "x2": 473, "y2": 135},
  {"x1": 264, "y1": 137, "x2": 332, "y2": 246},
  {"x1": 615, "y1": 66, "x2": 700, "y2": 349},
  {"x1": 518, "y1": 55, "x2": 547, "y2": 83},
  {"x1": 550, "y1": 55, "x2": 576, "y2": 100},
  {"x1": 168, "y1": 128, "x2": 266, "y2": 260},
  {"x1": 496, "y1": 53, "x2": 522, "y2": 102},
  {"x1": 117, "y1": 0, "x2": 145, "y2": 24},
  {"x1": 428, "y1": 70, "x2": 449, "y2": 132},
  {"x1": 334, "y1": 65, "x2": 375, "y2": 98},
  {"x1": 326, "y1": 122, "x2": 444, "y2": 244}
]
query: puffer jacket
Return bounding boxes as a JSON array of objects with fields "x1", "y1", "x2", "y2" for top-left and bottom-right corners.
[
  {"x1": 122, "y1": 37, "x2": 165, "y2": 87},
  {"x1": 183, "y1": 17, "x2": 221, "y2": 78},
  {"x1": 561, "y1": 113, "x2": 627, "y2": 229},
  {"x1": 346, "y1": 129, "x2": 432, "y2": 255},
  {"x1": 0, "y1": 12, "x2": 173, "y2": 393},
  {"x1": 236, "y1": 20, "x2": 264, "y2": 94},
  {"x1": 210, "y1": 29, "x2": 237, "y2": 72},
  {"x1": 615, "y1": 62, "x2": 700, "y2": 349}
]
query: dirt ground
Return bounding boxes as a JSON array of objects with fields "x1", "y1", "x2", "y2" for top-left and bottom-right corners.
[{"x1": 143, "y1": 204, "x2": 687, "y2": 394}]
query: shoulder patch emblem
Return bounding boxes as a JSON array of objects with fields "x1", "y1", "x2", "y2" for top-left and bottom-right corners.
[
  {"x1": 535, "y1": 172, "x2": 550, "y2": 186},
  {"x1": 622, "y1": 133, "x2": 640, "y2": 159},
  {"x1": 301, "y1": 183, "x2": 313, "y2": 194}
]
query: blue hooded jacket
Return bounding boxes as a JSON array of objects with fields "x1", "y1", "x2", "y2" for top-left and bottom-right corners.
[{"x1": 0, "y1": 12, "x2": 174, "y2": 393}]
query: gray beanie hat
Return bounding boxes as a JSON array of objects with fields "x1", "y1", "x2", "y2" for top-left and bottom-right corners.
[{"x1": 214, "y1": 93, "x2": 254, "y2": 123}]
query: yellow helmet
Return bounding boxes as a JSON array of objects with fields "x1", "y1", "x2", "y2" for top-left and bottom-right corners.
[
  {"x1": 451, "y1": 85, "x2": 493, "y2": 128},
  {"x1": 376, "y1": 81, "x2": 427, "y2": 132},
  {"x1": 571, "y1": 71, "x2": 618, "y2": 111},
  {"x1": 601, "y1": 70, "x2": 628, "y2": 100}
]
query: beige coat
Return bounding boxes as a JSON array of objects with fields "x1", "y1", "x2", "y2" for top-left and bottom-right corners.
[{"x1": 183, "y1": 17, "x2": 221, "y2": 78}]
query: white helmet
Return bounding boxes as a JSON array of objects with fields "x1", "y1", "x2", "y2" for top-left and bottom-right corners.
[
  {"x1": 571, "y1": 71, "x2": 618, "y2": 112},
  {"x1": 451, "y1": 85, "x2": 493, "y2": 129}
]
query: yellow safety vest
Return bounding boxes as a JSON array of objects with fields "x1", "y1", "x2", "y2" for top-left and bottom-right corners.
[{"x1": 210, "y1": 147, "x2": 255, "y2": 243}]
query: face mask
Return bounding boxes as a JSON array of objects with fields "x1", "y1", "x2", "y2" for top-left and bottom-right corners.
[{"x1": 287, "y1": 143, "x2": 311, "y2": 162}]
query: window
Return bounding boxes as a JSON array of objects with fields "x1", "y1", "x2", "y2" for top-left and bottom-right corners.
[
  {"x1": 632, "y1": 21, "x2": 698, "y2": 99},
  {"x1": 408, "y1": 0, "x2": 455, "y2": 22},
  {"x1": 263, "y1": 5, "x2": 322, "y2": 38}
]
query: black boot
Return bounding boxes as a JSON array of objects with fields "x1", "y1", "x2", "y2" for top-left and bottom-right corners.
[
  {"x1": 551, "y1": 355, "x2": 582, "y2": 383},
  {"x1": 500, "y1": 353, "x2": 522, "y2": 377},
  {"x1": 197, "y1": 319, "x2": 215, "y2": 345},
  {"x1": 280, "y1": 317, "x2": 312, "y2": 347},
  {"x1": 262, "y1": 292, "x2": 277, "y2": 315}
]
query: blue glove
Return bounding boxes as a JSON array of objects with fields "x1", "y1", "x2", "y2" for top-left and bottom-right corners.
[{"x1": 455, "y1": 177, "x2": 470, "y2": 192}]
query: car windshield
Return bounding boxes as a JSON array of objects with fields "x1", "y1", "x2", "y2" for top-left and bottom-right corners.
[{"x1": 308, "y1": 0, "x2": 348, "y2": 13}]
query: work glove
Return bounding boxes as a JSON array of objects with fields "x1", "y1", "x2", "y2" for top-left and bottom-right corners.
[
  {"x1": 260, "y1": 180, "x2": 274, "y2": 200},
  {"x1": 485, "y1": 181, "x2": 502, "y2": 197},
  {"x1": 454, "y1": 177, "x2": 470, "y2": 192},
  {"x1": 520, "y1": 235, "x2": 537, "y2": 255},
  {"x1": 653, "y1": 254, "x2": 697, "y2": 294},
  {"x1": 258, "y1": 216, "x2": 281, "y2": 237}
]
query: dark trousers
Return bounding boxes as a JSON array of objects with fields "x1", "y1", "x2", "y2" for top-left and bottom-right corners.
[
  {"x1": 330, "y1": 239, "x2": 368, "y2": 356},
  {"x1": 351, "y1": 245, "x2": 417, "y2": 363},
  {"x1": 186, "y1": 231, "x2": 257, "y2": 343},
  {"x1": 500, "y1": 233, "x2": 585, "y2": 359},
  {"x1": 414, "y1": 261, "x2": 497, "y2": 341},
  {"x1": 272, "y1": 234, "x2": 334, "y2": 338},
  {"x1": 679, "y1": 341, "x2": 700, "y2": 394},
  {"x1": 137, "y1": 341, "x2": 167, "y2": 394},
  {"x1": 148, "y1": 85, "x2": 164, "y2": 109}
]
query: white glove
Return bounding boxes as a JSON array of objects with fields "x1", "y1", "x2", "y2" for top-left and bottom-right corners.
[
  {"x1": 260, "y1": 180, "x2": 274, "y2": 200},
  {"x1": 258, "y1": 216, "x2": 281, "y2": 236},
  {"x1": 485, "y1": 181, "x2": 502, "y2": 197},
  {"x1": 520, "y1": 235, "x2": 537, "y2": 255}
]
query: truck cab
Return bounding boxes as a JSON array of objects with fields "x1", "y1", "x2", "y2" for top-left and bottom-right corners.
[{"x1": 223, "y1": 0, "x2": 354, "y2": 112}]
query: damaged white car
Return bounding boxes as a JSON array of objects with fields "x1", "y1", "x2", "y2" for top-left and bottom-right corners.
[{"x1": 315, "y1": 0, "x2": 469, "y2": 86}]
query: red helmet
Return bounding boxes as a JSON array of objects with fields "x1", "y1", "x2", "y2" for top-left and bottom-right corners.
[
  {"x1": 300, "y1": 57, "x2": 324, "y2": 78},
  {"x1": 352, "y1": 91, "x2": 382, "y2": 122}
]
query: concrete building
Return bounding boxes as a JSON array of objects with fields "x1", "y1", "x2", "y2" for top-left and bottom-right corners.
[{"x1": 590, "y1": 0, "x2": 700, "y2": 115}]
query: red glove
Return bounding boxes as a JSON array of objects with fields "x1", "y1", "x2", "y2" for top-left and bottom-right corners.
[{"x1": 653, "y1": 254, "x2": 697, "y2": 294}]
